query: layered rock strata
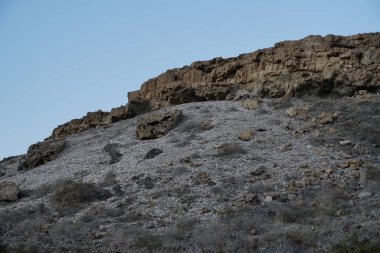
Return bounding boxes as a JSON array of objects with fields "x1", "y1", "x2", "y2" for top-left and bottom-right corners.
[{"x1": 51, "y1": 33, "x2": 380, "y2": 140}]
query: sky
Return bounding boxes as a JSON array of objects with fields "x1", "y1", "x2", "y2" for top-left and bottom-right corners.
[{"x1": 0, "y1": 1, "x2": 379, "y2": 160}]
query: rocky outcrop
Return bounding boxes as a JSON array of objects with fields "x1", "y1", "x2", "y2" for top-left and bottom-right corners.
[
  {"x1": 49, "y1": 33, "x2": 380, "y2": 140},
  {"x1": 0, "y1": 182, "x2": 19, "y2": 201},
  {"x1": 129, "y1": 33, "x2": 380, "y2": 109},
  {"x1": 18, "y1": 139, "x2": 67, "y2": 170},
  {"x1": 136, "y1": 110, "x2": 183, "y2": 140},
  {"x1": 52, "y1": 105, "x2": 131, "y2": 139}
]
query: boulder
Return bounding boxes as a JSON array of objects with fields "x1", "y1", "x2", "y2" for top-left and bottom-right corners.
[
  {"x1": 285, "y1": 107, "x2": 298, "y2": 118},
  {"x1": 0, "y1": 182, "x2": 19, "y2": 201},
  {"x1": 18, "y1": 139, "x2": 67, "y2": 170},
  {"x1": 136, "y1": 110, "x2": 183, "y2": 140},
  {"x1": 241, "y1": 99, "x2": 260, "y2": 110},
  {"x1": 314, "y1": 112, "x2": 335, "y2": 125},
  {"x1": 238, "y1": 131, "x2": 253, "y2": 141}
]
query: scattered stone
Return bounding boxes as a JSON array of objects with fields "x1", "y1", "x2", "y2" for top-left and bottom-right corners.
[
  {"x1": 353, "y1": 90, "x2": 376, "y2": 101},
  {"x1": 287, "y1": 181, "x2": 297, "y2": 192},
  {"x1": 144, "y1": 148, "x2": 163, "y2": 159},
  {"x1": 264, "y1": 196, "x2": 273, "y2": 203},
  {"x1": 297, "y1": 107, "x2": 309, "y2": 119},
  {"x1": 282, "y1": 123, "x2": 292, "y2": 130},
  {"x1": 94, "y1": 231, "x2": 108, "y2": 239},
  {"x1": 281, "y1": 143, "x2": 292, "y2": 151},
  {"x1": 299, "y1": 161, "x2": 308, "y2": 169},
  {"x1": 311, "y1": 129, "x2": 320, "y2": 138},
  {"x1": 328, "y1": 128, "x2": 337, "y2": 133},
  {"x1": 339, "y1": 140, "x2": 352, "y2": 146},
  {"x1": 339, "y1": 151, "x2": 352, "y2": 159},
  {"x1": 0, "y1": 182, "x2": 19, "y2": 201},
  {"x1": 249, "y1": 229, "x2": 257, "y2": 235},
  {"x1": 241, "y1": 99, "x2": 260, "y2": 110},
  {"x1": 324, "y1": 167, "x2": 333, "y2": 175},
  {"x1": 136, "y1": 110, "x2": 183, "y2": 140},
  {"x1": 338, "y1": 161, "x2": 350, "y2": 168},
  {"x1": 238, "y1": 131, "x2": 253, "y2": 141},
  {"x1": 358, "y1": 191, "x2": 372, "y2": 199},
  {"x1": 250, "y1": 166, "x2": 267, "y2": 176},
  {"x1": 285, "y1": 107, "x2": 298, "y2": 118},
  {"x1": 314, "y1": 112, "x2": 335, "y2": 125},
  {"x1": 200, "y1": 121, "x2": 214, "y2": 130},
  {"x1": 18, "y1": 139, "x2": 67, "y2": 170},
  {"x1": 348, "y1": 170, "x2": 360, "y2": 179}
]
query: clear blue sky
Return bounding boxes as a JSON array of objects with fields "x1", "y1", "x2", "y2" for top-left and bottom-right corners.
[{"x1": 0, "y1": 1, "x2": 379, "y2": 160}]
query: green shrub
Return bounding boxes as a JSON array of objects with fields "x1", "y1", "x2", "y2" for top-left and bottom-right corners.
[{"x1": 52, "y1": 180, "x2": 111, "y2": 215}]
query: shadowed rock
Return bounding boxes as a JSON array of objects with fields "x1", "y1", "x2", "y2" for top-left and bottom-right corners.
[
  {"x1": 18, "y1": 139, "x2": 67, "y2": 170},
  {"x1": 136, "y1": 110, "x2": 183, "y2": 140}
]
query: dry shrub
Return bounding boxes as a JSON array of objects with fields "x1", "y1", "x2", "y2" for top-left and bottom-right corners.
[
  {"x1": 52, "y1": 180, "x2": 112, "y2": 216},
  {"x1": 217, "y1": 143, "x2": 247, "y2": 157}
]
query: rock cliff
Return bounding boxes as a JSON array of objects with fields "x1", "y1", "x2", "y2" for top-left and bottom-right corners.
[
  {"x1": 51, "y1": 33, "x2": 380, "y2": 140},
  {"x1": 131, "y1": 33, "x2": 380, "y2": 107}
]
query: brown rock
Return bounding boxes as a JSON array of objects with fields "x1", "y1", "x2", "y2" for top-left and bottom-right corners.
[
  {"x1": 238, "y1": 131, "x2": 253, "y2": 141},
  {"x1": 132, "y1": 33, "x2": 380, "y2": 105},
  {"x1": 18, "y1": 139, "x2": 67, "y2": 170},
  {"x1": 281, "y1": 143, "x2": 292, "y2": 151},
  {"x1": 136, "y1": 110, "x2": 183, "y2": 140},
  {"x1": 299, "y1": 161, "x2": 308, "y2": 168},
  {"x1": 339, "y1": 140, "x2": 352, "y2": 146},
  {"x1": 285, "y1": 107, "x2": 298, "y2": 118},
  {"x1": 314, "y1": 112, "x2": 335, "y2": 125},
  {"x1": 241, "y1": 99, "x2": 260, "y2": 110},
  {"x1": 48, "y1": 33, "x2": 380, "y2": 140},
  {"x1": 0, "y1": 182, "x2": 19, "y2": 201},
  {"x1": 250, "y1": 166, "x2": 267, "y2": 176}
]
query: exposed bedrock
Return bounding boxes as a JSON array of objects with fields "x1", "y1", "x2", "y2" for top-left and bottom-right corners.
[{"x1": 51, "y1": 33, "x2": 380, "y2": 140}]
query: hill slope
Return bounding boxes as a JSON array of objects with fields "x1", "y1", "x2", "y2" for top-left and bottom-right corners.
[{"x1": 0, "y1": 33, "x2": 380, "y2": 252}]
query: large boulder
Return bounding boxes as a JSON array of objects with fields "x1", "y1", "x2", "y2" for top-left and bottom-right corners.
[
  {"x1": 18, "y1": 139, "x2": 67, "y2": 170},
  {"x1": 136, "y1": 110, "x2": 183, "y2": 140},
  {"x1": 0, "y1": 182, "x2": 19, "y2": 201}
]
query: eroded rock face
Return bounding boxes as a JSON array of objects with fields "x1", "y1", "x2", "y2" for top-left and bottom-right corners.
[
  {"x1": 18, "y1": 139, "x2": 67, "y2": 170},
  {"x1": 0, "y1": 182, "x2": 19, "y2": 201},
  {"x1": 52, "y1": 106, "x2": 132, "y2": 139},
  {"x1": 50, "y1": 33, "x2": 380, "y2": 140},
  {"x1": 130, "y1": 33, "x2": 380, "y2": 109},
  {"x1": 136, "y1": 110, "x2": 183, "y2": 140}
]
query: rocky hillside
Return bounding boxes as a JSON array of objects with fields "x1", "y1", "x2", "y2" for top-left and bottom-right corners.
[{"x1": 0, "y1": 33, "x2": 380, "y2": 253}]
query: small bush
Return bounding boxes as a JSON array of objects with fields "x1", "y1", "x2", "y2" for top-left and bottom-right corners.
[
  {"x1": 216, "y1": 143, "x2": 247, "y2": 157},
  {"x1": 332, "y1": 233, "x2": 380, "y2": 253},
  {"x1": 52, "y1": 180, "x2": 112, "y2": 215}
]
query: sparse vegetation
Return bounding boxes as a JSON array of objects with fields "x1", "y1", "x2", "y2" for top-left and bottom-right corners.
[
  {"x1": 216, "y1": 142, "x2": 247, "y2": 156},
  {"x1": 52, "y1": 180, "x2": 112, "y2": 216}
]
